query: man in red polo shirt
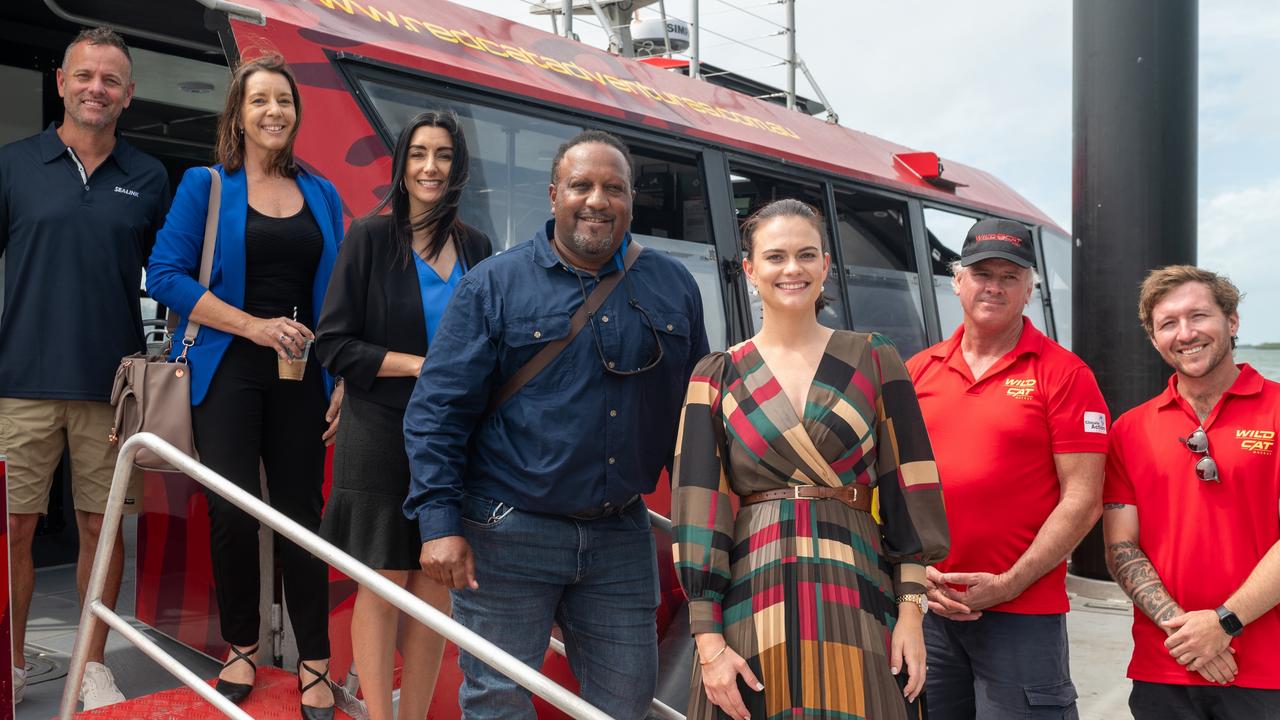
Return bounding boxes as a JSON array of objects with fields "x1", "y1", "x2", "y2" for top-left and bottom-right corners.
[
  {"x1": 907, "y1": 218, "x2": 1108, "y2": 719},
  {"x1": 1103, "y1": 266, "x2": 1280, "y2": 719}
]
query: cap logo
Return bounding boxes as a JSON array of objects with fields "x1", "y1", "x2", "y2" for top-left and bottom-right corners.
[{"x1": 975, "y1": 232, "x2": 1023, "y2": 247}]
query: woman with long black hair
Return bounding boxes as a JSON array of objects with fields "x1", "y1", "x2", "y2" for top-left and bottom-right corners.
[{"x1": 315, "y1": 110, "x2": 491, "y2": 720}]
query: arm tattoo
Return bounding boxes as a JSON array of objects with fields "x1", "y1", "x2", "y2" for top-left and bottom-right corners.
[
  {"x1": 1107, "y1": 540, "x2": 1183, "y2": 625},
  {"x1": 1104, "y1": 503, "x2": 1130, "y2": 511}
]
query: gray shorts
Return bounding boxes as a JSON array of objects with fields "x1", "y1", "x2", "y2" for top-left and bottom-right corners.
[{"x1": 924, "y1": 611, "x2": 1078, "y2": 720}]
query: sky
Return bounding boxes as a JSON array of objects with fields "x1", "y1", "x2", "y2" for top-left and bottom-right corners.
[{"x1": 456, "y1": 1, "x2": 1280, "y2": 343}]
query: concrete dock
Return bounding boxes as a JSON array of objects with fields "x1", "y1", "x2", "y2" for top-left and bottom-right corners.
[{"x1": 1067, "y1": 574, "x2": 1137, "y2": 719}]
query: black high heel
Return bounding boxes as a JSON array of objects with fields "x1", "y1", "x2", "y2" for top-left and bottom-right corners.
[
  {"x1": 298, "y1": 661, "x2": 335, "y2": 720},
  {"x1": 214, "y1": 643, "x2": 258, "y2": 704}
]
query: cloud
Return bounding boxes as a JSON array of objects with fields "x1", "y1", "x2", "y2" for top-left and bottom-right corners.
[{"x1": 1199, "y1": 176, "x2": 1280, "y2": 343}]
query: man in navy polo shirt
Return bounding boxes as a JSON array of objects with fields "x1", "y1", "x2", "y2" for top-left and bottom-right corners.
[{"x1": 0, "y1": 26, "x2": 168, "y2": 709}]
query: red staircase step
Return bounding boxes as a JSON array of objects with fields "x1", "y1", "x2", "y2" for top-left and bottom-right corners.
[{"x1": 73, "y1": 667, "x2": 355, "y2": 719}]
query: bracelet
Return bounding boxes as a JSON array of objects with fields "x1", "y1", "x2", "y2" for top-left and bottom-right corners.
[{"x1": 698, "y1": 643, "x2": 729, "y2": 666}]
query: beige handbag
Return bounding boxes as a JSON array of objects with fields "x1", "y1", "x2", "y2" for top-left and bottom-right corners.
[{"x1": 108, "y1": 167, "x2": 220, "y2": 472}]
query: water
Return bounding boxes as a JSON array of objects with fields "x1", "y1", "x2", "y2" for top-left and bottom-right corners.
[{"x1": 1236, "y1": 348, "x2": 1280, "y2": 381}]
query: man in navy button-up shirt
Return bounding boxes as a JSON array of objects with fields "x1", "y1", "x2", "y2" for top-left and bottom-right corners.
[{"x1": 404, "y1": 130, "x2": 708, "y2": 718}]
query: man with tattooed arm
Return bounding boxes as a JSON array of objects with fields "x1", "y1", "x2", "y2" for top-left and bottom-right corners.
[{"x1": 1104, "y1": 266, "x2": 1280, "y2": 719}]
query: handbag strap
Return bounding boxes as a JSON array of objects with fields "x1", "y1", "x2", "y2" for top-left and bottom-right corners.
[
  {"x1": 486, "y1": 240, "x2": 644, "y2": 415},
  {"x1": 165, "y1": 167, "x2": 220, "y2": 351}
]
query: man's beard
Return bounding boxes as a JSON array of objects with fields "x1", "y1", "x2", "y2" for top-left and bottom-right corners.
[{"x1": 568, "y1": 229, "x2": 615, "y2": 259}]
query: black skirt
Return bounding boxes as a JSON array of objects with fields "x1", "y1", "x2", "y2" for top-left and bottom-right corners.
[{"x1": 319, "y1": 393, "x2": 421, "y2": 570}]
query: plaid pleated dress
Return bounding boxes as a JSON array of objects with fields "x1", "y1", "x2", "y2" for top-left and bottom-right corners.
[{"x1": 672, "y1": 332, "x2": 949, "y2": 720}]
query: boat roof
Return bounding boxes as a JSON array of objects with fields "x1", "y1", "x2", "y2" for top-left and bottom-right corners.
[{"x1": 229, "y1": 0, "x2": 1061, "y2": 230}]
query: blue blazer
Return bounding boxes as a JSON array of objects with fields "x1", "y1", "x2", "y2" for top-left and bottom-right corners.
[{"x1": 146, "y1": 164, "x2": 343, "y2": 405}]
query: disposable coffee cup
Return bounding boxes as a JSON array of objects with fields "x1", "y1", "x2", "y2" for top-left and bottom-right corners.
[{"x1": 278, "y1": 339, "x2": 311, "y2": 381}]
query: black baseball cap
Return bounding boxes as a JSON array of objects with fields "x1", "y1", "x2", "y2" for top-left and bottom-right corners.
[{"x1": 960, "y1": 218, "x2": 1036, "y2": 269}]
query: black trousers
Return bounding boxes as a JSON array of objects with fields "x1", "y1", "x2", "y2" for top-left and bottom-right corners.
[
  {"x1": 192, "y1": 338, "x2": 331, "y2": 660},
  {"x1": 1131, "y1": 681, "x2": 1280, "y2": 720}
]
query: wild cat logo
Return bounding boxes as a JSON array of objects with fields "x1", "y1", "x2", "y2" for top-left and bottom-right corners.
[
  {"x1": 1005, "y1": 378, "x2": 1036, "y2": 399},
  {"x1": 1236, "y1": 429, "x2": 1275, "y2": 455}
]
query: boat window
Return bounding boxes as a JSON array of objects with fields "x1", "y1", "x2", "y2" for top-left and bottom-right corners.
[
  {"x1": 353, "y1": 72, "x2": 729, "y2": 349},
  {"x1": 1041, "y1": 227, "x2": 1073, "y2": 348},
  {"x1": 358, "y1": 77, "x2": 582, "y2": 250},
  {"x1": 923, "y1": 207, "x2": 975, "y2": 336},
  {"x1": 727, "y1": 167, "x2": 845, "y2": 333},
  {"x1": 923, "y1": 208, "x2": 1048, "y2": 336},
  {"x1": 1026, "y1": 282, "x2": 1049, "y2": 335},
  {"x1": 629, "y1": 147, "x2": 727, "y2": 350},
  {"x1": 833, "y1": 190, "x2": 926, "y2": 358}
]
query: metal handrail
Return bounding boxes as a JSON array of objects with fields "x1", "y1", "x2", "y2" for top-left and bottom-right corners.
[
  {"x1": 59, "y1": 432, "x2": 612, "y2": 720},
  {"x1": 546, "y1": 637, "x2": 686, "y2": 720},
  {"x1": 648, "y1": 508, "x2": 673, "y2": 534}
]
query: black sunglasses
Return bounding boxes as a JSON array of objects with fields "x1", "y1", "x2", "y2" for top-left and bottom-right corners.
[
  {"x1": 570, "y1": 267, "x2": 664, "y2": 377},
  {"x1": 1177, "y1": 427, "x2": 1220, "y2": 482}
]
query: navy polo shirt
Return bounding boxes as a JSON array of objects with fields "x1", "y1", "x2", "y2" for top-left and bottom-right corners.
[{"x1": 0, "y1": 123, "x2": 170, "y2": 401}]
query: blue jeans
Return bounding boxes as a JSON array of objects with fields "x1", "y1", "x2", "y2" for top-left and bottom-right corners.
[
  {"x1": 451, "y1": 494, "x2": 659, "y2": 720},
  {"x1": 924, "y1": 611, "x2": 1079, "y2": 719}
]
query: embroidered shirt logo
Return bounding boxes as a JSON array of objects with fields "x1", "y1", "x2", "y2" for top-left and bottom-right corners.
[
  {"x1": 1083, "y1": 411, "x2": 1107, "y2": 435},
  {"x1": 1236, "y1": 429, "x2": 1275, "y2": 455},
  {"x1": 1005, "y1": 378, "x2": 1036, "y2": 399},
  {"x1": 114, "y1": 186, "x2": 140, "y2": 198}
]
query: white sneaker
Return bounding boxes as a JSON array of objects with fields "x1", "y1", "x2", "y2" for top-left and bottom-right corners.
[
  {"x1": 79, "y1": 661, "x2": 126, "y2": 710},
  {"x1": 12, "y1": 666, "x2": 25, "y2": 704}
]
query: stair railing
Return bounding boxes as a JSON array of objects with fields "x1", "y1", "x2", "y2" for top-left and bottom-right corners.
[{"x1": 59, "y1": 432, "x2": 614, "y2": 720}]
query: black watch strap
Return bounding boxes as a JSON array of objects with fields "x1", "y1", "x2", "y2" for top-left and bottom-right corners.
[{"x1": 1216, "y1": 605, "x2": 1245, "y2": 637}]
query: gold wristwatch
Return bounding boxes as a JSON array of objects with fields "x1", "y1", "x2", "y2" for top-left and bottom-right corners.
[{"x1": 896, "y1": 593, "x2": 928, "y2": 615}]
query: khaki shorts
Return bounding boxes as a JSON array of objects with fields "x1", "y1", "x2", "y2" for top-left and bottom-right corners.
[{"x1": 0, "y1": 397, "x2": 142, "y2": 515}]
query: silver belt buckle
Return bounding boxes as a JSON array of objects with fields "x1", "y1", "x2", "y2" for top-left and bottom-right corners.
[{"x1": 793, "y1": 486, "x2": 809, "y2": 501}]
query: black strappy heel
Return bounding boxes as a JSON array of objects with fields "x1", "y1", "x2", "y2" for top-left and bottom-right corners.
[
  {"x1": 214, "y1": 643, "x2": 257, "y2": 704},
  {"x1": 298, "y1": 661, "x2": 335, "y2": 720}
]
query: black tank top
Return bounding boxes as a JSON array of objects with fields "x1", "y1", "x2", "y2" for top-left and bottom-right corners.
[{"x1": 242, "y1": 203, "x2": 323, "y2": 321}]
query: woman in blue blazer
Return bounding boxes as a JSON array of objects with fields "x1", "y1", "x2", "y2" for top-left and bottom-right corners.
[{"x1": 147, "y1": 55, "x2": 341, "y2": 720}]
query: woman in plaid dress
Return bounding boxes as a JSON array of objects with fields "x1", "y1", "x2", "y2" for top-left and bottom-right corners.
[{"x1": 672, "y1": 199, "x2": 949, "y2": 720}]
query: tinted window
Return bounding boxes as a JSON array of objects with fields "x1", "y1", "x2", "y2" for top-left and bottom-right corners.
[
  {"x1": 353, "y1": 70, "x2": 728, "y2": 349},
  {"x1": 1041, "y1": 227, "x2": 1073, "y2": 348},
  {"x1": 833, "y1": 190, "x2": 926, "y2": 357},
  {"x1": 924, "y1": 208, "x2": 1047, "y2": 336},
  {"x1": 359, "y1": 76, "x2": 581, "y2": 250},
  {"x1": 923, "y1": 207, "x2": 974, "y2": 336},
  {"x1": 628, "y1": 147, "x2": 727, "y2": 350},
  {"x1": 728, "y1": 167, "x2": 844, "y2": 332}
]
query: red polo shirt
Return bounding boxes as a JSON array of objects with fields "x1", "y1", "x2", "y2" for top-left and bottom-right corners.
[
  {"x1": 908, "y1": 318, "x2": 1109, "y2": 614},
  {"x1": 1104, "y1": 364, "x2": 1280, "y2": 689}
]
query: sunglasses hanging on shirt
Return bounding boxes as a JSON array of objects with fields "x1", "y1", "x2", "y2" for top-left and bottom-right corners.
[{"x1": 1177, "y1": 426, "x2": 1220, "y2": 483}]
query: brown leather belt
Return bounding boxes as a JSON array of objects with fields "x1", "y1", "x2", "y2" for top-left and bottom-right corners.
[{"x1": 741, "y1": 484, "x2": 872, "y2": 512}]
